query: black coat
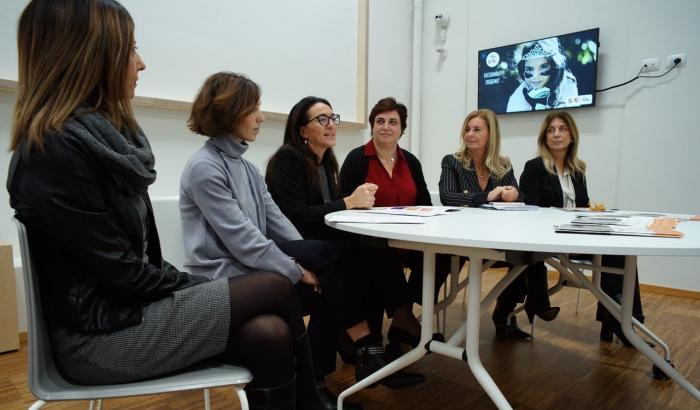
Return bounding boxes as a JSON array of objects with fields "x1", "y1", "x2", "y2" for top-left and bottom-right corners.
[
  {"x1": 266, "y1": 145, "x2": 346, "y2": 240},
  {"x1": 8, "y1": 122, "x2": 203, "y2": 334},
  {"x1": 519, "y1": 157, "x2": 589, "y2": 207}
]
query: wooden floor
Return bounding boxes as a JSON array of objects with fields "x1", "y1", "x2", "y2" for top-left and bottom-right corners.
[{"x1": 1, "y1": 271, "x2": 699, "y2": 410}]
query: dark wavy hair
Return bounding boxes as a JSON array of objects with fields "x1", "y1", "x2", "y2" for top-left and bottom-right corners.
[
  {"x1": 369, "y1": 97, "x2": 408, "y2": 135},
  {"x1": 266, "y1": 96, "x2": 339, "y2": 194}
]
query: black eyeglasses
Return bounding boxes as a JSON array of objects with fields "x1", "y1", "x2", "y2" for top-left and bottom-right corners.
[{"x1": 306, "y1": 113, "x2": 340, "y2": 126}]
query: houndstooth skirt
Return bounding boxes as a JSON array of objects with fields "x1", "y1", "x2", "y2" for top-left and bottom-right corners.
[{"x1": 50, "y1": 278, "x2": 230, "y2": 385}]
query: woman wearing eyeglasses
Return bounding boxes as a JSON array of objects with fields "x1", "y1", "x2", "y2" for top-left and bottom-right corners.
[
  {"x1": 179, "y1": 73, "x2": 354, "y2": 410},
  {"x1": 266, "y1": 96, "x2": 427, "y2": 394}
]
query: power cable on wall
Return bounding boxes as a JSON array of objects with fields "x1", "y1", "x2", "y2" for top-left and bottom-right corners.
[{"x1": 596, "y1": 58, "x2": 681, "y2": 93}]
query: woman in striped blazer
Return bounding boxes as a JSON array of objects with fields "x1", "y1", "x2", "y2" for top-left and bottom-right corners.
[{"x1": 438, "y1": 109, "x2": 539, "y2": 340}]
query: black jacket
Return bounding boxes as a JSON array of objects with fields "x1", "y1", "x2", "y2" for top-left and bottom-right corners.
[
  {"x1": 339, "y1": 145, "x2": 432, "y2": 206},
  {"x1": 8, "y1": 123, "x2": 204, "y2": 334},
  {"x1": 266, "y1": 145, "x2": 346, "y2": 240},
  {"x1": 519, "y1": 157, "x2": 589, "y2": 207}
]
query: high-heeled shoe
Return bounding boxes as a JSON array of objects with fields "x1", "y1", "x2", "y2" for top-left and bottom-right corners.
[{"x1": 524, "y1": 300, "x2": 560, "y2": 324}]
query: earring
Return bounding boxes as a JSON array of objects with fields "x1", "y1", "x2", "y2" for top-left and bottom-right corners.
[{"x1": 302, "y1": 136, "x2": 308, "y2": 144}]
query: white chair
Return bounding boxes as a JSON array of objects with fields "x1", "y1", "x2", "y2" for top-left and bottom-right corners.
[
  {"x1": 151, "y1": 196, "x2": 186, "y2": 271},
  {"x1": 13, "y1": 217, "x2": 252, "y2": 410}
]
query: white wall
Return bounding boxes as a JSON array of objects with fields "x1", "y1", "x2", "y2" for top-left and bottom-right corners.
[{"x1": 419, "y1": 0, "x2": 700, "y2": 290}]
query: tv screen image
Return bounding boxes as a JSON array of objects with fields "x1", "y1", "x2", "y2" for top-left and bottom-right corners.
[{"x1": 477, "y1": 28, "x2": 599, "y2": 114}]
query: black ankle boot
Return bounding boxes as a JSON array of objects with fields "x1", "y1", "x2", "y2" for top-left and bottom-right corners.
[
  {"x1": 246, "y1": 376, "x2": 297, "y2": 410},
  {"x1": 355, "y1": 344, "x2": 425, "y2": 389},
  {"x1": 493, "y1": 301, "x2": 530, "y2": 340},
  {"x1": 600, "y1": 321, "x2": 614, "y2": 342},
  {"x1": 600, "y1": 310, "x2": 632, "y2": 347},
  {"x1": 316, "y1": 384, "x2": 364, "y2": 410}
]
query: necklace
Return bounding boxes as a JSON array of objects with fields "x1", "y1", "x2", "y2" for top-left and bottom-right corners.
[{"x1": 378, "y1": 151, "x2": 397, "y2": 164}]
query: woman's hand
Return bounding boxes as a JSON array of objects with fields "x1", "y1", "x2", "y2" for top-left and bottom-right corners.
[
  {"x1": 500, "y1": 186, "x2": 519, "y2": 202},
  {"x1": 298, "y1": 264, "x2": 321, "y2": 293},
  {"x1": 486, "y1": 186, "x2": 505, "y2": 202},
  {"x1": 344, "y1": 183, "x2": 378, "y2": 209}
]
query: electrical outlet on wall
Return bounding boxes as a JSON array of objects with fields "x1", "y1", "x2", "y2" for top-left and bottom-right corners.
[
  {"x1": 641, "y1": 57, "x2": 659, "y2": 72},
  {"x1": 666, "y1": 53, "x2": 686, "y2": 68}
]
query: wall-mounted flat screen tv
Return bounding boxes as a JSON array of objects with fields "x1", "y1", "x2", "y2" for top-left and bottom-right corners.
[{"x1": 478, "y1": 28, "x2": 599, "y2": 114}]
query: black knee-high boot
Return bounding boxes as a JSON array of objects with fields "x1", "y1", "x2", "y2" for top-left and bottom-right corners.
[
  {"x1": 246, "y1": 376, "x2": 297, "y2": 410},
  {"x1": 293, "y1": 331, "x2": 324, "y2": 410}
]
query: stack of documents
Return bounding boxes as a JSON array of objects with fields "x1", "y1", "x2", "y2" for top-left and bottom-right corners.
[{"x1": 554, "y1": 215, "x2": 684, "y2": 238}]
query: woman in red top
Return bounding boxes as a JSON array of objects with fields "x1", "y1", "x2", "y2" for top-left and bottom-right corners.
[
  {"x1": 339, "y1": 97, "x2": 445, "y2": 353},
  {"x1": 340, "y1": 98, "x2": 431, "y2": 207}
]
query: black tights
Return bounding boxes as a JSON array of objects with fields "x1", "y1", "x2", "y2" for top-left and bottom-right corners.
[{"x1": 220, "y1": 271, "x2": 305, "y2": 388}]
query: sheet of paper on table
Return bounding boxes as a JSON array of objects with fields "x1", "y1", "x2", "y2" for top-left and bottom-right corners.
[
  {"x1": 480, "y1": 202, "x2": 539, "y2": 211},
  {"x1": 326, "y1": 211, "x2": 425, "y2": 224},
  {"x1": 360, "y1": 206, "x2": 462, "y2": 217}
]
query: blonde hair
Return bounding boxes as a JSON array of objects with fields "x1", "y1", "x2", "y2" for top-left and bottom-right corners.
[
  {"x1": 11, "y1": 0, "x2": 138, "y2": 152},
  {"x1": 454, "y1": 109, "x2": 512, "y2": 179},
  {"x1": 537, "y1": 111, "x2": 586, "y2": 176}
]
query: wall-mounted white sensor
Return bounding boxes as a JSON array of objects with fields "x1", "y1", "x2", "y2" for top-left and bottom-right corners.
[{"x1": 434, "y1": 13, "x2": 450, "y2": 29}]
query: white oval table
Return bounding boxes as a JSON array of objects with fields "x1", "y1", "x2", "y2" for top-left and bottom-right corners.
[{"x1": 325, "y1": 207, "x2": 700, "y2": 409}]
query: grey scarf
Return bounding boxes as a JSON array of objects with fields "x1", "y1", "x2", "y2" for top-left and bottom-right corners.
[{"x1": 65, "y1": 109, "x2": 156, "y2": 194}]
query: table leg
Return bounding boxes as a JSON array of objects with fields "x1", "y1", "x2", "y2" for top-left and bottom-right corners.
[
  {"x1": 448, "y1": 264, "x2": 526, "y2": 348},
  {"x1": 464, "y1": 257, "x2": 514, "y2": 410},
  {"x1": 550, "y1": 255, "x2": 699, "y2": 401},
  {"x1": 620, "y1": 256, "x2": 699, "y2": 400}
]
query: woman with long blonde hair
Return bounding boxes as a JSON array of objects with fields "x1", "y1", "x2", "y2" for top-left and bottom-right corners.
[
  {"x1": 519, "y1": 111, "x2": 645, "y2": 345},
  {"x1": 439, "y1": 109, "x2": 535, "y2": 339},
  {"x1": 439, "y1": 109, "x2": 520, "y2": 207}
]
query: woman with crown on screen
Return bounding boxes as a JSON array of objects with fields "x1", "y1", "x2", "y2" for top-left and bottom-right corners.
[{"x1": 506, "y1": 37, "x2": 579, "y2": 112}]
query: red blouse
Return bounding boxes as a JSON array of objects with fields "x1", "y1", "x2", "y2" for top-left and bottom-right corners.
[{"x1": 363, "y1": 141, "x2": 417, "y2": 206}]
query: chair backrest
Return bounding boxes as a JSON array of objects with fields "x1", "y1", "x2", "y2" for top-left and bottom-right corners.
[
  {"x1": 13, "y1": 217, "x2": 65, "y2": 399},
  {"x1": 151, "y1": 197, "x2": 186, "y2": 271}
]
